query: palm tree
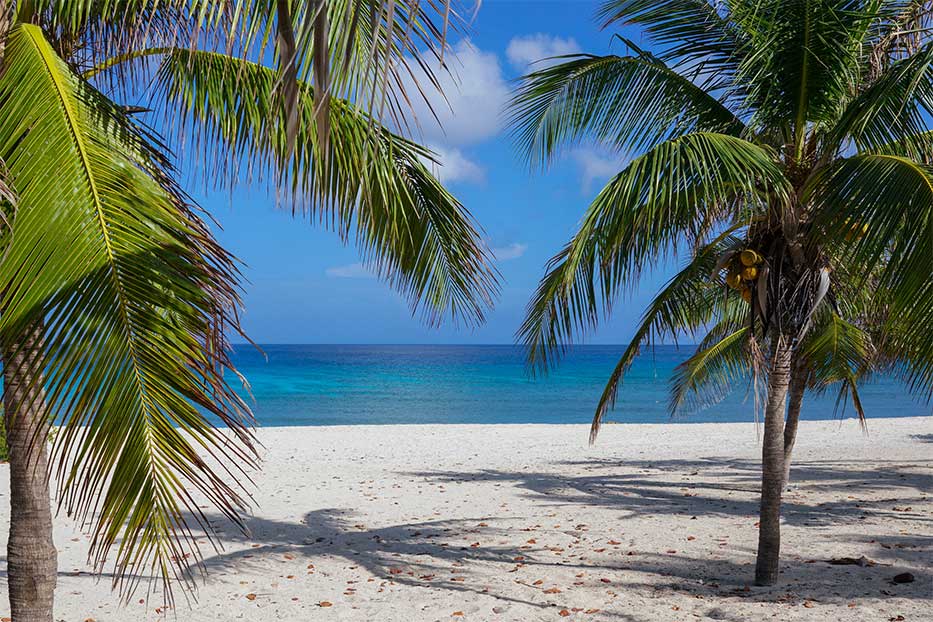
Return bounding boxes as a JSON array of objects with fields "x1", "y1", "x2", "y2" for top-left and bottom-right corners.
[
  {"x1": 508, "y1": 0, "x2": 933, "y2": 587},
  {"x1": 0, "y1": 2, "x2": 496, "y2": 621}
]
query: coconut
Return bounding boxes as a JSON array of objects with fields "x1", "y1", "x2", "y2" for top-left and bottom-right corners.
[
  {"x1": 741, "y1": 266, "x2": 759, "y2": 280},
  {"x1": 739, "y1": 249, "x2": 761, "y2": 266}
]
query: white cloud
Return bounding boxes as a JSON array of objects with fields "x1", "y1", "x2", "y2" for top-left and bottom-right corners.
[
  {"x1": 400, "y1": 40, "x2": 509, "y2": 146},
  {"x1": 325, "y1": 263, "x2": 374, "y2": 279},
  {"x1": 492, "y1": 242, "x2": 528, "y2": 261},
  {"x1": 506, "y1": 34, "x2": 581, "y2": 71},
  {"x1": 422, "y1": 146, "x2": 485, "y2": 184},
  {"x1": 572, "y1": 149, "x2": 626, "y2": 194}
]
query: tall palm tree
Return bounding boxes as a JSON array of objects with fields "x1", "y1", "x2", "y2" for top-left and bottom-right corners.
[
  {"x1": 0, "y1": 2, "x2": 495, "y2": 621},
  {"x1": 508, "y1": 0, "x2": 933, "y2": 586}
]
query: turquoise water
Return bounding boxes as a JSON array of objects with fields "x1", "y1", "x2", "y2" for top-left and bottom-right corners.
[{"x1": 230, "y1": 345, "x2": 930, "y2": 426}]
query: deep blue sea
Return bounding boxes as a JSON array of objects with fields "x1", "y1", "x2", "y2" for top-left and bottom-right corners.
[{"x1": 230, "y1": 344, "x2": 930, "y2": 426}]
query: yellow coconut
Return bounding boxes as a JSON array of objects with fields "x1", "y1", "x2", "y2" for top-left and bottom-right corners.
[
  {"x1": 726, "y1": 271, "x2": 743, "y2": 290},
  {"x1": 739, "y1": 249, "x2": 761, "y2": 266},
  {"x1": 741, "y1": 266, "x2": 759, "y2": 281},
  {"x1": 741, "y1": 288, "x2": 752, "y2": 303}
]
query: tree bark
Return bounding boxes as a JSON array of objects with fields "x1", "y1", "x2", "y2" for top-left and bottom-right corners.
[
  {"x1": 3, "y1": 13, "x2": 58, "y2": 622},
  {"x1": 754, "y1": 335, "x2": 792, "y2": 586},
  {"x1": 4, "y1": 330, "x2": 57, "y2": 622},
  {"x1": 782, "y1": 357, "x2": 807, "y2": 487}
]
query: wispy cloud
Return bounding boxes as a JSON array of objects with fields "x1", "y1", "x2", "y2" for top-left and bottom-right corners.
[
  {"x1": 507, "y1": 34, "x2": 581, "y2": 71},
  {"x1": 325, "y1": 263, "x2": 374, "y2": 279},
  {"x1": 492, "y1": 242, "x2": 528, "y2": 261}
]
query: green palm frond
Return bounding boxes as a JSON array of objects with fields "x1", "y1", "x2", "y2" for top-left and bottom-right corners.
[
  {"x1": 808, "y1": 153, "x2": 933, "y2": 303},
  {"x1": 669, "y1": 326, "x2": 752, "y2": 416},
  {"x1": 78, "y1": 1, "x2": 467, "y2": 138},
  {"x1": 508, "y1": 52, "x2": 745, "y2": 165},
  {"x1": 736, "y1": 0, "x2": 881, "y2": 142},
  {"x1": 519, "y1": 132, "x2": 788, "y2": 374},
  {"x1": 0, "y1": 23, "x2": 256, "y2": 600},
  {"x1": 799, "y1": 311, "x2": 872, "y2": 422},
  {"x1": 828, "y1": 42, "x2": 933, "y2": 156},
  {"x1": 588, "y1": 234, "x2": 744, "y2": 441},
  {"x1": 801, "y1": 311, "x2": 872, "y2": 388},
  {"x1": 880, "y1": 278, "x2": 933, "y2": 398},
  {"x1": 156, "y1": 49, "x2": 498, "y2": 325}
]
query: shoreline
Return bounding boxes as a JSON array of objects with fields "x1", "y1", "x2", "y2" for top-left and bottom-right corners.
[
  {"x1": 242, "y1": 414, "x2": 929, "y2": 429},
  {"x1": 2, "y1": 417, "x2": 930, "y2": 620}
]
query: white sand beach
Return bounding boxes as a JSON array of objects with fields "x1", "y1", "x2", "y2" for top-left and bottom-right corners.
[{"x1": 1, "y1": 417, "x2": 930, "y2": 621}]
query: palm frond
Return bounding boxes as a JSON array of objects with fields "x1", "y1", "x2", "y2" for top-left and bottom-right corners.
[
  {"x1": 79, "y1": 1, "x2": 469, "y2": 138},
  {"x1": 156, "y1": 49, "x2": 498, "y2": 325},
  {"x1": 828, "y1": 41, "x2": 933, "y2": 157},
  {"x1": 589, "y1": 233, "x2": 745, "y2": 441},
  {"x1": 596, "y1": 0, "x2": 746, "y2": 82},
  {"x1": 801, "y1": 311, "x2": 872, "y2": 388},
  {"x1": 669, "y1": 326, "x2": 751, "y2": 416},
  {"x1": 736, "y1": 0, "x2": 881, "y2": 142},
  {"x1": 808, "y1": 153, "x2": 933, "y2": 304},
  {"x1": 0, "y1": 23, "x2": 256, "y2": 600},
  {"x1": 799, "y1": 311, "x2": 872, "y2": 423},
  {"x1": 508, "y1": 51, "x2": 745, "y2": 166},
  {"x1": 519, "y1": 131, "x2": 788, "y2": 375}
]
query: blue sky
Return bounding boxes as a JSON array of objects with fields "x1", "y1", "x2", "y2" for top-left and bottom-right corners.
[{"x1": 200, "y1": 1, "x2": 678, "y2": 344}]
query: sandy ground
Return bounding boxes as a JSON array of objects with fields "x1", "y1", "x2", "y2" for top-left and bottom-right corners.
[{"x1": 0, "y1": 417, "x2": 930, "y2": 621}]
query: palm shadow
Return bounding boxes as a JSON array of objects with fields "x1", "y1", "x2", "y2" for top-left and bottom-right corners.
[{"x1": 184, "y1": 455, "x2": 931, "y2": 611}]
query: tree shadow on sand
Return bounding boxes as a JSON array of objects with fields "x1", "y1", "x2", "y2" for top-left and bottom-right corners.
[
  {"x1": 405, "y1": 457, "x2": 932, "y2": 528},
  {"x1": 184, "y1": 456, "x2": 930, "y2": 614}
]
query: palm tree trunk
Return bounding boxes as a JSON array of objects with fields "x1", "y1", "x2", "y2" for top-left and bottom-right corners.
[
  {"x1": 782, "y1": 358, "x2": 807, "y2": 487},
  {"x1": 754, "y1": 334, "x2": 792, "y2": 586},
  {"x1": 2, "y1": 15, "x2": 57, "y2": 622},
  {"x1": 4, "y1": 330, "x2": 57, "y2": 622}
]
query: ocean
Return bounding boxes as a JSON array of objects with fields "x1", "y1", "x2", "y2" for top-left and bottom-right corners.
[{"x1": 229, "y1": 344, "x2": 930, "y2": 426}]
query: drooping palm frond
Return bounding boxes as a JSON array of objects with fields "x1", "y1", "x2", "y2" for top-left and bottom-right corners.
[
  {"x1": 798, "y1": 310, "x2": 872, "y2": 423},
  {"x1": 801, "y1": 311, "x2": 872, "y2": 387},
  {"x1": 0, "y1": 23, "x2": 256, "y2": 600},
  {"x1": 156, "y1": 49, "x2": 498, "y2": 325},
  {"x1": 669, "y1": 326, "x2": 752, "y2": 416},
  {"x1": 808, "y1": 153, "x2": 933, "y2": 302},
  {"x1": 879, "y1": 277, "x2": 933, "y2": 399},
  {"x1": 519, "y1": 131, "x2": 788, "y2": 375},
  {"x1": 508, "y1": 51, "x2": 745, "y2": 165},
  {"x1": 827, "y1": 41, "x2": 933, "y2": 157},
  {"x1": 78, "y1": 1, "x2": 471, "y2": 144},
  {"x1": 588, "y1": 233, "x2": 746, "y2": 441}
]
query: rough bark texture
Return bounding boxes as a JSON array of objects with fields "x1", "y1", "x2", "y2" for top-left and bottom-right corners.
[
  {"x1": 782, "y1": 358, "x2": 808, "y2": 487},
  {"x1": 755, "y1": 336, "x2": 792, "y2": 586},
  {"x1": 4, "y1": 330, "x2": 58, "y2": 622}
]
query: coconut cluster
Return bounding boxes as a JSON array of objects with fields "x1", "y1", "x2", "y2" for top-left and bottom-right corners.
[{"x1": 725, "y1": 250, "x2": 763, "y2": 303}]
